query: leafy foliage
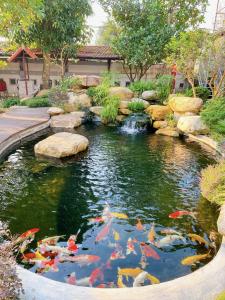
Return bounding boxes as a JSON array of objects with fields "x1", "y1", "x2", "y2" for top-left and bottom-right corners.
[
  {"x1": 185, "y1": 86, "x2": 211, "y2": 102},
  {"x1": 101, "y1": 95, "x2": 120, "y2": 123},
  {"x1": 1, "y1": 98, "x2": 20, "y2": 108},
  {"x1": 129, "y1": 81, "x2": 157, "y2": 95},
  {"x1": 128, "y1": 101, "x2": 145, "y2": 112},
  {"x1": 166, "y1": 113, "x2": 177, "y2": 128},
  {"x1": 57, "y1": 77, "x2": 81, "y2": 93},
  {"x1": 24, "y1": 97, "x2": 51, "y2": 107},
  {"x1": 200, "y1": 162, "x2": 225, "y2": 205},
  {"x1": 166, "y1": 30, "x2": 211, "y2": 97},
  {"x1": 201, "y1": 98, "x2": 225, "y2": 136},
  {"x1": 97, "y1": 19, "x2": 121, "y2": 46},
  {"x1": 156, "y1": 75, "x2": 173, "y2": 103}
]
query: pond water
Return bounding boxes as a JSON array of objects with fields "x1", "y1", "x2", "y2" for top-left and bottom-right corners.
[{"x1": 0, "y1": 124, "x2": 220, "y2": 288}]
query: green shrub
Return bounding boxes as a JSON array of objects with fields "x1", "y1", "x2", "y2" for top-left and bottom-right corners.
[
  {"x1": 201, "y1": 97, "x2": 225, "y2": 136},
  {"x1": 128, "y1": 101, "x2": 145, "y2": 112},
  {"x1": 101, "y1": 95, "x2": 120, "y2": 123},
  {"x1": 129, "y1": 80, "x2": 157, "y2": 95},
  {"x1": 2, "y1": 98, "x2": 20, "y2": 108},
  {"x1": 185, "y1": 86, "x2": 211, "y2": 101},
  {"x1": 166, "y1": 113, "x2": 177, "y2": 128},
  {"x1": 156, "y1": 75, "x2": 173, "y2": 103},
  {"x1": 90, "y1": 84, "x2": 109, "y2": 105},
  {"x1": 57, "y1": 76, "x2": 81, "y2": 93},
  {"x1": 200, "y1": 162, "x2": 225, "y2": 205},
  {"x1": 24, "y1": 97, "x2": 51, "y2": 107}
]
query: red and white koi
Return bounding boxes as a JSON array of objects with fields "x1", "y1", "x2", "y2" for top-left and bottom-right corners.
[
  {"x1": 110, "y1": 248, "x2": 125, "y2": 260},
  {"x1": 169, "y1": 210, "x2": 196, "y2": 219},
  {"x1": 67, "y1": 235, "x2": 78, "y2": 254},
  {"x1": 60, "y1": 254, "x2": 100, "y2": 266},
  {"x1": 65, "y1": 272, "x2": 76, "y2": 285},
  {"x1": 126, "y1": 238, "x2": 137, "y2": 255},
  {"x1": 15, "y1": 228, "x2": 40, "y2": 244},
  {"x1": 38, "y1": 235, "x2": 64, "y2": 246}
]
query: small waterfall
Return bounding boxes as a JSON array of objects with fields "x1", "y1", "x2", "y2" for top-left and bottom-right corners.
[{"x1": 120, "y1": 113, "x2": 151, "y2": 134}]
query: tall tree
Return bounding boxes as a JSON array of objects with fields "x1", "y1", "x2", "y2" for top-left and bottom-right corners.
[
  {"x1": 97, "y1": 19, "x2": 120, "y2": 46},
  {"x1": 99, "y1": 0, "x2": 209, "y2": 82},
  {"x1": 16, "y1": 0, "x2": 92, "y2": 88},
  {"x1": 166, "y1": 30, "x2": 211, "y2": 97}
]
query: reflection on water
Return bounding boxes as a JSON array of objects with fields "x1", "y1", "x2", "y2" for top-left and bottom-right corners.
[{"x1": 0, "y1": 125, "x2": 220, "y2": 286}]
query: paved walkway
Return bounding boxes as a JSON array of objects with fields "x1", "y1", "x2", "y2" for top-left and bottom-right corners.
[{"x1": 0, "y1": 106, "x2": 50, "y2": 157}]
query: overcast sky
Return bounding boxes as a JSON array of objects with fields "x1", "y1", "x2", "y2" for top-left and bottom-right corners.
[{"x1": 87, "y1": 0, "x2": 218, "y2": 44}]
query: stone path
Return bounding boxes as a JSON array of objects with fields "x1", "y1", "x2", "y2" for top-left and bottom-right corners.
[{"x1": 0, "y1": 106, "x2": 50, "y2": 157}]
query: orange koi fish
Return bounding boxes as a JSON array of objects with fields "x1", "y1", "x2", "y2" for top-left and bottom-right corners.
[
  {"x1": 60, "y1": 254, "x2": 100, "y2": 266},
  {"x1": 126, "y1": 237, "x2": 137, "y2": 255},
  {"x1": 136, "y1": 219, "x2": 144, "y2": 231},
  {"x1": 169, "y1": 211, "x2": 196, "y2": 219},
  {"x1": 95, "y1": 220, "x2": 112, "y2": 242},
  {"x1": 148, "y1": 223, "x2": 156, "y2": 243},
  {"x1": 38, "y1": 235, "x2": 64, "y2": 246},
  {"x1": 65, "y1": 272, "x2": 76, "y2": 285},
  {"x1": 89, "y1": 268, "x2": 104, "y2": 286},
  {"x1": 140, "y1": 243, "x2": 160, "y2": 260},
  {"x1": 16, "y1": 228, "x2": 40, "y2": 243}
]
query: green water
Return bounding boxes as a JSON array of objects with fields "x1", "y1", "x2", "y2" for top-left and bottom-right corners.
[{"x1": 0, "y1": 125, "x2": 219, "y2": 286}]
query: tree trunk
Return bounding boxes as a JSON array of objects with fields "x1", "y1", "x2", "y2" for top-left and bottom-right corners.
[
  {"x1": 187, "y1": 75, "x2": 196, "y2": 97},
  {"x1": 42, "y1": 51, "x2": 51, "y2": 89}
]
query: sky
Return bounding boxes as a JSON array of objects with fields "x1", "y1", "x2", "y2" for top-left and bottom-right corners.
[{"x1": 87, "y1": 0, "x2": 219, "y2": 44}]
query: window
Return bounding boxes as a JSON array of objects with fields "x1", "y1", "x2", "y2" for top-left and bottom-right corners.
[
  {"x1": 126, "y1": 81, "x2": 131, "y2": 87},
  {"x1": 179, "y1": 83, "x2": 184, "y2": 88},
  {"x1": 10, "y1": 79, "x2": 16, "y2": 85},
  {"x1": 33, "y1": 80, "x2": 37, "y2": 85},
  {"x1": 54, "y1": 80, "x2": 59, "y2": 86}
]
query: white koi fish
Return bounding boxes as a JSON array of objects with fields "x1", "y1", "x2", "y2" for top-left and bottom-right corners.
[
  {"x1": 156, "y1": 235, "x2": 186, "y2": 248},
  {"x1": 133, "y1": 271, "x2": 148, "y2": 287}
]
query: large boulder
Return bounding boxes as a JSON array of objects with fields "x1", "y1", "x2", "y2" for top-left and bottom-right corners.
[
  {"x1": 47, "y1": 107, "x2": 64, "y2": 116},
  {"x1": 34, "y1": 132, "x2": 89, "y2": 158},
  {"x1": 50, "y1": 112, "x2": 85, "y2": 129},
  {"x1": 109, "y1": 87, "x2": 134, "y2": 100},
  {"x1": 156, "y1": 127, "x2": 179, "y2": 137},
  {"x1": 68, "y1": 92, "x2": 91, "y2": 108},
  {"x1": 142, "y1": 90, "x2": 158, "y2": 101},
  {"x1": 90, "y1": 106, "x2": 103, "y2": 116},
  {"x1": 153, "y1": 120, "x2": 168, "y2": 129},
  {"x1": 177, "y1": 116, "x2": 209, "y2": 135},
  {"x1": 168, "y1": 95, "x2": 203, "y2": 113},
  {"x1": 131, "y1": 98, "x2": 150, "y2": 109},
  {"x1": 173, "y1": 111, "x2": 196, "y2": 122},
  {"x1": 119, "y1": 101, "x2": 130, "y2": 109},
  {"x1": 146, "y1": 105, "x2": 172, "y2": 121},
  {"x1": 75, "y1": 75, "x2": 101, "y2": 88}
]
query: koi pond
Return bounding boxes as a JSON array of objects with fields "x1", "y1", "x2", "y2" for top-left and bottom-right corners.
[{"x1": 0, "y1": 124, "x2": 220, "y2": 288}]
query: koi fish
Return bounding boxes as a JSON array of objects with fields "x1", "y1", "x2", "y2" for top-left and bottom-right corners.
[
  {"x1": 187, "y1": 234, "x2": 209, "y2": 246},
  {"x1": 126, "y1": 237, "x2": 137, "y2": 255},
  {"x1": 96, "y1": 283, "x2": 115, "y2": 288},
  {"x1": 169, "y1": 210, "x2": 196, "y2": 219},
  {"x1": 110, "y1": 212, "x2": 128, "y2": 219},
  {"x1": 155, "y1": 235, "x2": 186, "y2": 248},
  {"x1": 113, "y1": 230, "x2": 120, "y2": 241},
  {"x1": 15, "y1": 228, "x2": 40, "y2": 243},
  {"x1": 147, "y1": 273, "x2": 160, "y2": 285},
  {"x1": 118, "y1": 267, "x2": 142, "y2": 279},
  {"x1": 140, "y1": 243, "x2": 160, "y2": 260},
  {"x1": 110, "y1": 249, "x2": 125, "y2": 260},
  {"x1": 136, "y1": 219, "x2": 144, "y2": 231},
  {"x1": 181, "y1": 253, "x2": 210, "y2": 265},
  {"x1": 36, "y1": 258, "x2": 59, "y2": 272},
  {"x1": 160, "y1": 228, "x2": 182, "y2": 236},
  {"x1": 133, "y1": 271, "x2": 149, "y2": 287},
  {"x1": 60, "y1": 254, "x2": 100, "y2": 266},
  {"x1": 38, "y1": 235, "x2": 64, "y2": 246},
  {"x1": 89, "y1": 217, "x2": 105, "y2": 223},
  {"x1": 67, "y1": 235, "x2": 78, "y2": 253},
  {"x1": 148, "y1": 223, "x2": 156, "y2": 243},
  {"x1": 65, "y1": 272, "x2": 76, "y2": 285},
  {"x1": 102, "y1": 204, "x2": 111, "y2": 220},
  {"x1": 95, "y1": 220, "x2": 112, "y2": 242},
  {"x1": 39, "y1": 244, "x2": 72, "y2": 255},
  {"x1": 89, "y1": 268, "x2": 104, "y2": 286},
  {"x1": 117, "y1": 275, "x2": 127, "y2": 288}
]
